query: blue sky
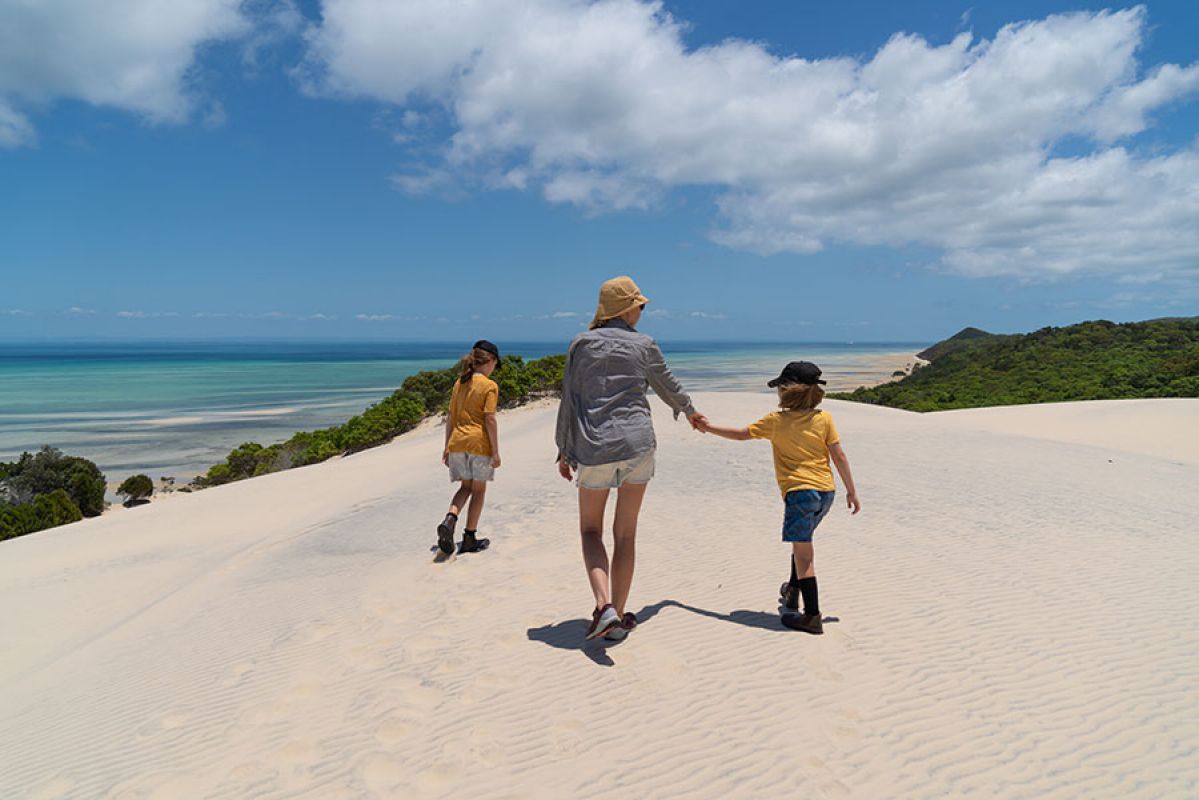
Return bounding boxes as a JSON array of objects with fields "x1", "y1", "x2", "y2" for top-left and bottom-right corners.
[{"x1": 1, "y1": 1, "x2": 1196, "y2": 342}]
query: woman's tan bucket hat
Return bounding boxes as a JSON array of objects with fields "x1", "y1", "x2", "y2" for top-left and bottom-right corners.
[{"x1": 589, "y1": 276, "x2": 650, "y2": 329}]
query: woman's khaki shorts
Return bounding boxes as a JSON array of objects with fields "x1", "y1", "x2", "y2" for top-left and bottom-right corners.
[
  {"x1": 576, "y1": 450, "x2": 655, "y2": 490},
  {"x1": 447, "y1": 452, "x2": 495, "y2": 482}
]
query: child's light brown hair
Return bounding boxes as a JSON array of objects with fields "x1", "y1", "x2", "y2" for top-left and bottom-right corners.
[
  {"x1": 778, "y1": 382, "x2": 824, "y2": 411},
  {"x1": 458, "y1": 347, "x2": 496, "y2": 384}
]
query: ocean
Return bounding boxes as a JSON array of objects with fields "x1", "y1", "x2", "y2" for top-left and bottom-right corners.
[{"x1": 0, "y1": 340, "x2": 925, "y2": 481}]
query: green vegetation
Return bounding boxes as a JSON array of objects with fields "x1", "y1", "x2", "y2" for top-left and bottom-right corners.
[
  {"x1": 194, "y1": 353, "x2": 566, "y2": 488},
  {"x1": 832, "y1": 318, "x2": 1199, "y2": 412},
  {"x1": 117, "y1": 474, "x2": 155, "y2": 505},
  {"x1": 1, "y1": 447, "x2": 104, "y2": 541}
]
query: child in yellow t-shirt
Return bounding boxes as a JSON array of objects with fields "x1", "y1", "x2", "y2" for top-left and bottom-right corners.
[
  {"x1": 436, "y1": 340, "x2": 502, "y2": 556},
  {"x1": 699, "y1": 361, "x2": 860, "y2": 634}
]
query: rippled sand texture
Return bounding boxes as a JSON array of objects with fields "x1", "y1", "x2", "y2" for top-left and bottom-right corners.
[{"x1": 1, "y1": 394, "x2": 1196, "y2": 799}]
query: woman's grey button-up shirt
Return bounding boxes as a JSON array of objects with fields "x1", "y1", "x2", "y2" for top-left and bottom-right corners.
[{"x1": 554, "y1": 320, "x2": 696, "y2": 467}]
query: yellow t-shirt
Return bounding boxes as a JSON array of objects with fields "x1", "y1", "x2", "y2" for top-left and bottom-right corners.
[
  {"x1": 748, "y1": 409, "x2": 840, "y2": 496},
  {"x1": 447, "y1": 374, "x2": 499, "y2": 456}
]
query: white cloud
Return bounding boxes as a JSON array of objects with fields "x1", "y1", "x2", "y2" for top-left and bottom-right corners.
[
  {"x1": 65, "y1": 306, "x2": 97, "y2": 315},
  {"x1": 645, "y1": 308, "x2": 726, "y2": 320},
  {"x1": 0, "y1": 99, "x2": 35, "y2": 147},
  {"x1": 0, "y1": 0, "x2": 250, "y2": 146},
  {"x1": 302, "y1": 2, "x2": 1199, "y2": 281},
  {"x1": 3, "y1": 309, "x2": 35, "y2": 316},
  {"x1": 116, "y1": 310, "x2": 180, "y2": 318}
]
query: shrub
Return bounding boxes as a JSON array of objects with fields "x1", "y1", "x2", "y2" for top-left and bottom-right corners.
[
  {"x1": 833, "y1": 317, "x2": 1199, "y2": 411},
  {"x1": 0, "y1": 446, "x2": 106, "y2": 517},
  {"x1": 117, "y1": 474, "x2": 155, "y2": 505},
  {"x1": 0, "y1": 489, "x2": 82, "y2": 542},
  {"x1": 193, "y1": 352, "x2": 567, "y2": 489}
]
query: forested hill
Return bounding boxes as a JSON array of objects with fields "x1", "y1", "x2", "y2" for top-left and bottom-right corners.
[{"x1": 831, "y1": 317, "x2": 1199, "y2": 412}]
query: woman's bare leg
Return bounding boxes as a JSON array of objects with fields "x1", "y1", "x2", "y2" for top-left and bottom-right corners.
[
  {"x1": 578, "y1": 487, "x2": 611, "y2": 609},
  {"x1": 611, "y1": 481, "x2": 649, "y2": 617}
]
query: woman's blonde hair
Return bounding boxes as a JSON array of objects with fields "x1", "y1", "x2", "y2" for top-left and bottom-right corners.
[
  {"x1": 458, "y1": 347, "x2": 496, "y2": 384},
  {"x1": 777, "y1": 382, "x2": 824, "y2": 411}
]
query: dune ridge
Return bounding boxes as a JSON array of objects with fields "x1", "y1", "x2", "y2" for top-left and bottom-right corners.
[{"x1": 2, "y1": 394, "x2": 1196, "y2": 799}]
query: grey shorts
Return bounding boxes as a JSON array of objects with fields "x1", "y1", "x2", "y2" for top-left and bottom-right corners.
[
  {"x1": 447, "y1": 452, "x2": 495, "y2": 482},
  {"x1": 576, "y1": 450, "x2": 655, "y2": 490}
]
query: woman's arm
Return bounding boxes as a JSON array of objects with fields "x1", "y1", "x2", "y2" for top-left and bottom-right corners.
[
  {"x1": 828, "y1": 442, "x2": 860, "y2": 513},
  {"x1": 442, "y1": 412, "x2": 453, "y2": 465},
  {"x1": 645, "y1": 341, "x2": 700, "y2": 423},
  {"x1": 554, "y1": 341, "x2": 578, "y2": 469},
  {"x1": 485, "y1": 412, "x2": 500, "y2": 468}
]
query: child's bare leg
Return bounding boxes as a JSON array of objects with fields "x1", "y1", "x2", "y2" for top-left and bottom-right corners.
[
  {"x1": 464, "y1": 480, "x2": 487, "y2": 530},
  {"x1": 578, "y1": 487, "x2": 612, "y2": 609},
  {"x1": 448, "y1": 481, "x2": 472, "y2": 516},
  {"x1": 610, "y1": 481, "x2": 648, "y2": 617},
  {"x1": 791, "y1": 542, "x2": 815, "y2": 579},
  {"x1": 791, "y1": 542, "x2": 821, "y2": 618}
]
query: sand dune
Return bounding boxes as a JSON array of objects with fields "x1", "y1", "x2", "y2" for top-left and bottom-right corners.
[{"x1": 2, "y1": 394, "x2": 1196, "y2": 799}]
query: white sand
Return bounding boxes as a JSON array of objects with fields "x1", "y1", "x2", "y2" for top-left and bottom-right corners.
[{"x1": 1, "y1": 394, "x2": 1196, "y2": 799}]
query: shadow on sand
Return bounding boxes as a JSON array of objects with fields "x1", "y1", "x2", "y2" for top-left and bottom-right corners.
[{"x1": 527, "y1": 599, "x2": 833, "y2": 666}]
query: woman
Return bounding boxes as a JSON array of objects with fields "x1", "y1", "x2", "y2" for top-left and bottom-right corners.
[{"x1": 555, "y1": 276, "x2": 705, "y2": 641}]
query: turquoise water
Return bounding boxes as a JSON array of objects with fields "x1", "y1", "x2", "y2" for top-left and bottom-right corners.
[{"x1": 0, "y1": 340, "x2": 924, "y2": 480}]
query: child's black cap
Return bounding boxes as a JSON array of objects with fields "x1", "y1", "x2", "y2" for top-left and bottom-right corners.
[
  {"x1": 474, "y1": 339, "x2": 501, "y2": 367},
  {"x1": 768, "y1": 361, "x2": 825, "y2": 387}
]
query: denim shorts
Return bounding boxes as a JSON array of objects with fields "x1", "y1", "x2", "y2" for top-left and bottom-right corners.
[
  {"x1": 782, "y1": 489, "x2": 835, "y2": 543},
  {"x1": 447, "y1": 452, "x2": 495, "y2": 482},
  {"x1": 577, "y1": 450, "x2": 655, "y2": 490}
]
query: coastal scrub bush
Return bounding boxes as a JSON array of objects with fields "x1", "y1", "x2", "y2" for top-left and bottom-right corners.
[
  {"x1": 117, "y1": 474, "x2": 154, "y2": 505},
  {"x1": 193, "y1": 352, "x2": 567, "y2": 489},
  {"x1": 0, "y1": 489, "x2": 83, "y2": 541},
  {"x1": 833, "y1": 317, "x2": 1199, "y2": 411},
  {"x1": 0, "y1": 446, "x2": 106, "y2": 517}
]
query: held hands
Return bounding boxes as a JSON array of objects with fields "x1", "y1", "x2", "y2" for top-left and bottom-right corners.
[{"x1": 687, "y1": 411, "x2": 709, "y2": 432}]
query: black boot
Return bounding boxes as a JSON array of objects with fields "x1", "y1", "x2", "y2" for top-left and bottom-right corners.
[{"x1": 437, "y1": 513, "x2": 457, "y2": 554}]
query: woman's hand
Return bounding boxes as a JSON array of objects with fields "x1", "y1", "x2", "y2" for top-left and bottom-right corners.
[
  {"x1": 557, "y1": 457, "x2": 573, "y2": 481},
  {"x1": 491, "y1": 454, "x2": 502, "y2": 469},
  {"x1": 687, "y1": 411, "x2": 708, "y2": 432},
  {"x1": 846, "y1": 492, "x2": 861, "y2": 514},
  {"x1": 442, "y1": 448, "x2": 450, "y2": 466}
]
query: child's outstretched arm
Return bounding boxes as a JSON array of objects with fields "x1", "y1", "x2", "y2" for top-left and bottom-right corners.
[
  {"x1": 698, "y1": 420, "x2": 752, "y2": 441},
  {"x1": 828, "y1": 442, "x2": 861, "y2": 513}
]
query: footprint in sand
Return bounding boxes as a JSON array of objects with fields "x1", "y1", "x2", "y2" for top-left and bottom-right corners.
[
  {"x1": 460, "y1": 672, "x2": 516, "y2": 705},
  {"x1": 220, "y1": 660, "x2": 257, "y2": 688},
  {"x1": 432, "y1": 654, "x2": 468, "y2": 675},
  {"x1": 384, "y1": 675, "x2": 444, "y2": 710},
  {"x1": 240, "y1": 699, "x2": 289, "y2": 725},
  {"x1": 404, "y1": 632, "x2": 446, "y2": 656},
  {"x1": 285, "y1": 678, "x2": 324, "y2": 703},
  {"x1": 551, "y1": 718, "x2": 585, "y2": 755},
  {"x1": 360, "y1": 756, "x2": 408, "y2": 794},
  {"x1": 134, "y1": 709, "x2": 192, "y2": 738},
  {"x1": 27, "y1": 776, "x2": 75, "y2": 800},
  {"x1": 374, "y1": 716, "x2": 413, "y2": 746},
  {"x1": 346, "y1": 645, "x2": 388, "y2": 670},
  {"x1": 296, "y1": 620, "x2": 337, "y2": 645}
]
